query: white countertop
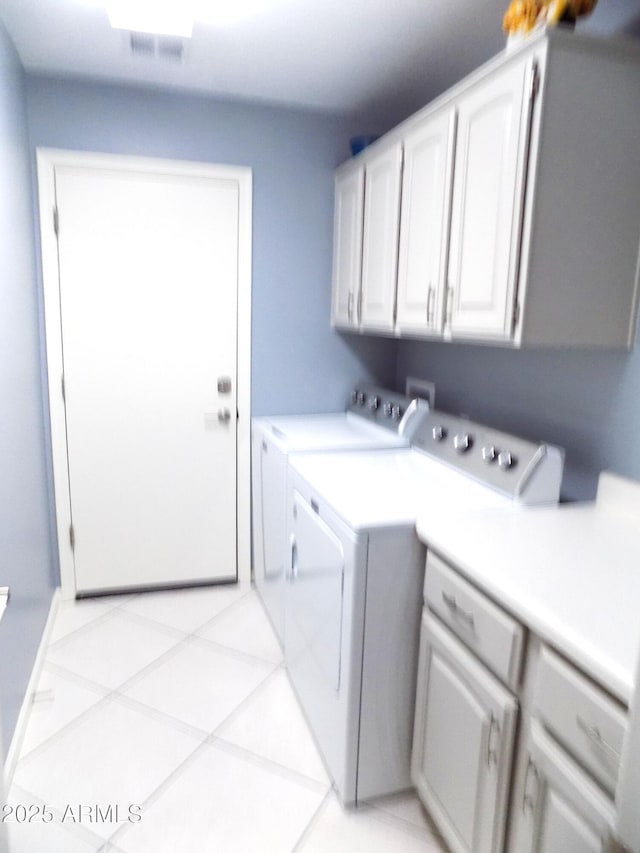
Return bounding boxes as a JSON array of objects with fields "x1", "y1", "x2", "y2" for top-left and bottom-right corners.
[{"x1": 416, "y1": 500, "x2": 640, "y2": 705}]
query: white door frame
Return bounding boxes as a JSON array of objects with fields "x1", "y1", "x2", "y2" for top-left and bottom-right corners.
[{"x1": 37, "y1": 148, "x2": 253, "y2": 598}]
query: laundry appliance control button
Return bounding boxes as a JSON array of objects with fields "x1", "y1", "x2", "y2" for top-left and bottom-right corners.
[
  {"x1": 453, "y1": 433, "x2": 473, "y2": 453},
  {"x1": 498, "y1": 450, "x2": 517, "y2": 470}
]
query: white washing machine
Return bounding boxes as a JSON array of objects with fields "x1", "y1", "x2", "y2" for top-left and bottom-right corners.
[
  {"x1": 285, "y1": 410, "x2": 564, "y2": 805},
  {"x1": 251, "y1": 386, "x2": 429, "y2": 644}
]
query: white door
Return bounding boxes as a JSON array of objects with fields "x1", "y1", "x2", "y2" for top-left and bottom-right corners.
[
  {"x1": 396, "y1": 108, "x2": 456, "y2": 336},
  {"x1": 411, "y1": 614, "x2": 518, "y2": 853},
  {"x1": 447, "y1": 58, "x2": 533, "y2": 339},
  {"x1": 360, "y1": 143, "x2": 403, "y2": 331},
  {"x1": 41, "y1": 154, "x2": 250, "y2": 595},
  {"x1": 512, "y1": 721, "x2": 616, "y2": 853},
  {"x1": 331, "y1": 165, "x2": 364, "y2": 328}
]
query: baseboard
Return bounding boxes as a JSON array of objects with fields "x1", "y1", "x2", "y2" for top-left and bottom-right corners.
[{"x1": 4, "y1": 588, "x2": 61, "y2": 787}]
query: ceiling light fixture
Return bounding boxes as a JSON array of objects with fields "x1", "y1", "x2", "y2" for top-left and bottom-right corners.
[
  {"x1": 102, "y1": 0, "x2": 288, "y2": 37},
  {"x1": 107, "y1": 0, "x2": 195, "y2": 38}
]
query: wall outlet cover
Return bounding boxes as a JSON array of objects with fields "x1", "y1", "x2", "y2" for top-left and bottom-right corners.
[{"x1": 405, "y1": 376, "x2": 436, "y2": 408}]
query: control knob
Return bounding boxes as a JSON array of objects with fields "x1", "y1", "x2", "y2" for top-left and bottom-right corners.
[
  {"x1": 482, "y1": 445, "x2": 498, "y2": 463},
  {"x1": 383, "y1": 401, "x2": 393, "y2": 417},
  {"x1": 498, "y1": 450, "x2": 517, "y2": 470},
  {"x1": 368, "y1": 394, "x2": 380, "y2": 411},
  {"x1": 432, "y1": 425, "x2": 448, "y2": 442},
  {"x1": 453, "y1": 432, "x2": 473, "y2": 454},
  {"x1": 391, "y1": 404, "x2": 402, "y2": 420}
]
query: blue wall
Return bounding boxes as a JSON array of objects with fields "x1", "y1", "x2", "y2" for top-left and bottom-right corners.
[
  {"x1": 397, "y1": 338, "x2": 640, "y2": 501},
  {"x1": 0, "y1": 23, "x2": 56, "y2": 752},
  {"x1": 25, "y1": 75, "x2": 397, "y2": 416}
]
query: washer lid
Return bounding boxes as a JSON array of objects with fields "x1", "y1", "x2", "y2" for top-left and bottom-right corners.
[{"x1": 254, "y1": 413, "x2": 409, "y2": 451}]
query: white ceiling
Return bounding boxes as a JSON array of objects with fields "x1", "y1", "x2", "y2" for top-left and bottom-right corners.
[{"x1": 1, "y1": 0, "x2": 639, "y2": 124}]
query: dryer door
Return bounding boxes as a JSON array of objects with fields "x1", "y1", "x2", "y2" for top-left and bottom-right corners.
[
  {"x1": 288, "y1": 489, "x2": 345, "y2": 691},
  {"x1": 285, "y1": 487, "x2": 365, "y2": 804}
]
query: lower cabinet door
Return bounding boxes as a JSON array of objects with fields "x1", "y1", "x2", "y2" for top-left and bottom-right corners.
[
  {"x1": 412, "y1": 613, "x2": 518, "y2": 853},
  {"x1": 512, "y1": 720, "x2": 615, "y2": 853}
]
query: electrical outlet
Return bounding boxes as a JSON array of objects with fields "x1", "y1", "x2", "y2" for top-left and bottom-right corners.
[{"x1": 405, "y1": 376, "x2": 436, "y2": 409}]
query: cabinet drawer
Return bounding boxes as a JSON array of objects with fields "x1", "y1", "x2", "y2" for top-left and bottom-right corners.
[
  {"x1": 533, "y1": 646, "x2": 627, "y2": 796},
  {"x1": 424, "y1": 552, "x2": 524, "y2": 690}
]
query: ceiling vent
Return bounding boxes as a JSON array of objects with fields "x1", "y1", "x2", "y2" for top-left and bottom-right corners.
[{"x1": 129, "y1": 32, "x2": 185, "y2": 62}]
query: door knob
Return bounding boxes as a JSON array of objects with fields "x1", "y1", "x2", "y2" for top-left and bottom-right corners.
[{"x1": 218, "y1": 408, "x2": 231, "y2": 423}]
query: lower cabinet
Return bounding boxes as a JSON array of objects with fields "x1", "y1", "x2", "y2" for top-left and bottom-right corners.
[
  {"x1": 412, "y1": 553, "x2": 623, "y2": 853},
  {"x1": 510, "y1": 721, "x2": 616, "y2": 853},
  {"x1": 411, "y1": 613, "x2": 517, "y2": 853}
]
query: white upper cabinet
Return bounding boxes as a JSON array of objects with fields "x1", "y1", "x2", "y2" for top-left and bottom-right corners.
[
  {"x1": 447, "y1": 58, "x2": 533, "y2": 340},
  {"x1": 331, "y1": 164, "x2": 364, "y2": 328},
  {"x1": 331, "y1": 30, "x2": 640, "y2": 349},
  {"x1": 396, "y1": 108, "x2": 456, "y2": 336},
  {"x1": 331, "y1": 144, "x2": 402, "y2": 332},
  {"x1": 360, "y1": 143, "x2": 403, "y2": 331}
]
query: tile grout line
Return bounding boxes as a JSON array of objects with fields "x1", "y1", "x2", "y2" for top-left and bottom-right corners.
[
  {"x1": 105, "y1": 738, "x2": 214, "y2": 848},
  {"x1": 289, "y1": 787, "x2": 335, "y2": 853},
  {"x1": 15, "y1": 602, "x2": 282, "y2": 769}
]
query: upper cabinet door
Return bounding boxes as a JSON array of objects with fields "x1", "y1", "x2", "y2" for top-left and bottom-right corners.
[
  {"x1": 331, "y1": 165, "x2": 364, "y2": 328},
  {"x1": 447, "y1": 58, "x2": 533, "y2": 340},
  {"x1": 360, "y1": 144, "x2": 403, "y2": 331},
  {"x1": 396, "y1": 109, "x2": 456, "y2": 336}
]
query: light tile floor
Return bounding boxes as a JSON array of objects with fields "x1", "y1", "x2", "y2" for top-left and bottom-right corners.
[{"x1": 6, "y1": 583, "x2": 448, "y2": 852}]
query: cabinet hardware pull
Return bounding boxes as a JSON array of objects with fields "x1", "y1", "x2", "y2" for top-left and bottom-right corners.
[
  {"x1": 348, "y1": 292, "x2": 353, "y2": 322},
  {"x1": 442, "y1": 591, "x2": 475, "y2": 630},
  {"x1": 522, "y1": 757, "x2": 539, "y2": 813},
  {"x1": 289, "y1": 536, "x2": 298, "y2": 582},
  {"x1": 487, "y1": 712, "x2": 500, "y2": 767},
  {"x1": 426, "y1": 284, "x2": 434, "y2": 324},
  {"x1": 576, "y1": 715, "x2": 621, "y2": 763}
]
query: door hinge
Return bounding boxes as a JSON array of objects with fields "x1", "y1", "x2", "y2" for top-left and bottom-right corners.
[
  {"x1": 69, "y1": 524, "x2": 75, "y2": 551},
  {"x1": 53, "y1": 206, "x2": 59, "y2": 236}
]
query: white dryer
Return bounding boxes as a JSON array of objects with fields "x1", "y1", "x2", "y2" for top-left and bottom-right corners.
[
  {"x1": 251, "y1": 387, "x2": 429, "y2": 644},
  {"x1": 285, "y1": 411, "x2": 564, "y2": 805}
]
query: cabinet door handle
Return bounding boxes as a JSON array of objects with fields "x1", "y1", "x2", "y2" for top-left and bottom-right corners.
[
  {"x1": 522, "y1": 756, "x2": 540, "y2": 813},
  {"x1": 442, "y1": 591, "x2": 475, "y2": 631},
  {"x1": 347, "y1": 292, "x2": 353, "y2": 322},
  {"x1": 487, "y1": 712, "x2": 500, "y2": 767},
  {"x1": 289, "y1": 536, "x2": 298, "y2": 582},
  {"x1": 426, "y1": 283, "x2": 434, "y2": 325},
  {"x1": 576, "y1": 715, "x2": 621, "y2": 763}
]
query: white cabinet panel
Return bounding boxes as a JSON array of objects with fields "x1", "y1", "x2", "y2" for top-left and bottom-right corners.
[
  {"x1": 360, "y1": 144, "x2": 403, "y2": 330},
  {"x1": 331, "y1": 165, "x2": 364, "y2": 328},
  {"x1": 448, "y1": 57, "x2": 533, "y2": 339},
  {"x1": 412, "y1": 613, "x2": 517, "y2": 853},
  {"x1": 331, "y1": 33, "x2": 640, "y2": 348},
  {"x1": 512, "y1": 721, "x2": 615, "y2": 853},
  {"x1": 396, "y1": 109, "x2": 455, "y2": 335}
]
